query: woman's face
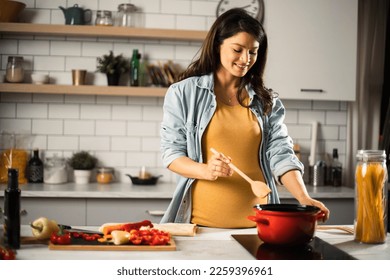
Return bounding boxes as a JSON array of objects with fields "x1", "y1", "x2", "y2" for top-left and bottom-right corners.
[{"x1": 218, "y1": 32, "x2": 259, "y2": 78}]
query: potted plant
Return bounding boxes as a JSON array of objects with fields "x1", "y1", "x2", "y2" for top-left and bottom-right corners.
[
  {"x1": 96, "y1": 51, "x2": 130, "y2": 86},
  {"x1": 68, "y1": 151, "x2": 98, "y2": 184}
]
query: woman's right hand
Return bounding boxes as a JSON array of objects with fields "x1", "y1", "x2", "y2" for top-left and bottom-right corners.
[{"x1": 206, "y1": 150, "x2": 233, "y2": 181}]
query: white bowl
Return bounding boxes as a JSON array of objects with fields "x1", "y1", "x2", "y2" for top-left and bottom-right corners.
[{"x1": 31, "y1": 73, "x2": 49, "y2": 84}]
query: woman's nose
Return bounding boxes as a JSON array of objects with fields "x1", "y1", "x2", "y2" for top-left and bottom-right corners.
[{"x1": 240, "y1": 51, "x2": 250, "y2": 63}]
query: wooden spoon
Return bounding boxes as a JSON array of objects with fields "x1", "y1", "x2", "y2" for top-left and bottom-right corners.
[{"x1": 210, "y1": 148, "x2": 271, "y2": 198}]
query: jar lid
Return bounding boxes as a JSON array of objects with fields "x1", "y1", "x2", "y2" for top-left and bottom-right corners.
[
  {"x1": 356, "y1": 150, "x2": 386, "y2": 161},
  {"x1": 118, "y1": 3, "x2": 136, "y2": 11},
  {"x1": 97, "y1": 10, "x2": 112, "y2": 16},
  {"x1": 8, "y1": 56, "x2": 24, "y2": 62},
  {"x1": 97, "y1": 167, "x2": 114, "y2": 173}
]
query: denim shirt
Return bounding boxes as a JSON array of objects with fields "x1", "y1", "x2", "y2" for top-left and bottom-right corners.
[{"x1": 160, "y1": 73, "x2": 303, "y2": 223}]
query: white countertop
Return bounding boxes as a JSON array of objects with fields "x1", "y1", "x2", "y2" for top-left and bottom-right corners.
[
  {"x1": 0, "y1": 182, "x2": 354, "y2": 199},
  {"x1": 15, "y1": 225, "x2": 389, "y2": 260}
]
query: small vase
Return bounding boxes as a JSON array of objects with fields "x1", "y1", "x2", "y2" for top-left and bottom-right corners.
[
  {"x1": 106, "y1": 73, "x2": 120, "y2": 86},
  {"x1": 73, "y1": 170, "x2": 92, "y2": 184}
]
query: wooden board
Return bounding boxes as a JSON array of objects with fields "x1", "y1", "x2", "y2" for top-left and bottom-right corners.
[{"x1": 48, "y1": 238, "x2": 176, "y2": 251}]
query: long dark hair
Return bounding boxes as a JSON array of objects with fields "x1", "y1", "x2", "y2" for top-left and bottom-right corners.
[{"x1": 179, "y1": 8, "x2": 273, "y2": 113}]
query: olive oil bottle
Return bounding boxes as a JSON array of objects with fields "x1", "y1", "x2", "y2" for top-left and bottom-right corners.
[{"x1": 4, "y1": 168, "x2": 21, "y2": 249}]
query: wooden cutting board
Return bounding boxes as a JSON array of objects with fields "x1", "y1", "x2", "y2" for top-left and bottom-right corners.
[{"x1": 48, "y1": 238, "x2": 176, "y2": 251}]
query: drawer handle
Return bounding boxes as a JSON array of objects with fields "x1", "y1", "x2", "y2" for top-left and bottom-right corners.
[
  {"x1": 146, "y1": 210, "x2": 165, "y2": 216},
  {"x1": 301, "y1": 89, "x2": 324, "y2": 93}
]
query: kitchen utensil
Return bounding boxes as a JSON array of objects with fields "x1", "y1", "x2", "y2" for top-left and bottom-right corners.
[
  {"x1": 313, "y1": 160, "x2": 326, "y2": 186},
  {"x1": 58, "y1": 224, "x2": 103, "y2": 235},
  {"x1": 0, "y1": 1, "x2": 26, "y2": 22},
  {"x1": 126, "y1": 174, "x2": 162, "y2": 185},
  {"x1": 59, "y1": 4, "x2": 92, "y2": 25},
  {"x1": 210, "y1": 148, "x2": 271, "y2": 198},
  {"x1": 248, "y1": 204, "x2": 325, "y2": 246},
  {"x1": 316, "y1": 225, "x2": 354, "y2": 234}
]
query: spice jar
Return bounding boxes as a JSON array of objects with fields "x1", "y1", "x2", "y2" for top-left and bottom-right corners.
[
  {"x1": 95, "y1": 10, "x2": 113, "y2": 26},
  {"x1": 5, "y1": 56, "x2": 24, "y2": 83},
  {"x1": 116, "y1": 3, "x2": 136, "y2": 27},
  {"x1": 97, "y1": 167, "x2": 114, "y2": 184},
  {"x1": 354, "y1": 150, "x2": 388, "y2": 244}
]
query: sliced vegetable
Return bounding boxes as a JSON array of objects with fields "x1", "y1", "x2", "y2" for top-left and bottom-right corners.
[
  {"x1": 101, "y1": 220, "x2": 153, "y2": 235},
  {"x1": 111, "y1": 230, "x2": 131, "y2": 245}
]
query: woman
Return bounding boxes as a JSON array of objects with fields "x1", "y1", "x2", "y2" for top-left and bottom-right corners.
[{"x1": 160, "y1": 8, "x2": 329, "y2": 228}]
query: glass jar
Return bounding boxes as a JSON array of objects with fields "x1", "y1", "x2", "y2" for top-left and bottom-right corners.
[
  {"x1": 116, "y1": 3, "x2": 136, "y2": 27},
  {"x1": 97, "y1": 167, "x2": 114, "y2": 184},
  {"x1": 95, "y1": 10, "x2": 113, "y2": 26},
  {"x1": 5, "y1": 56, "x2": 24, "y2": 83},
  {"x1": 44, "y1": 155, "x2": 68, "y2": 184},
  {"x1": 354, "y1": 150, "x2": 388, "y2": 244}
]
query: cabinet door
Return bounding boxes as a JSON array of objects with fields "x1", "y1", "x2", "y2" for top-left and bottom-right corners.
[
  {"x1": 264, "y1": 0, "x2": 358, "y2": 101},
  {"x1": 0, "y1": 197, "x2": 87, "y2": 226},
  {"x1": 86, "y1": 198, "x2": 170, "y2": 226}
]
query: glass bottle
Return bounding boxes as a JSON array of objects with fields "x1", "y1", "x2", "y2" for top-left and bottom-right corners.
[
  {"x1": 4, "y1": 168, "x2": 21, "y2": 249},
  {"x1": 5, "y1": 56, "x2": 24, "y2": 83},
  {"x1": 27, "y1": 149, "x2": 44, "y2": 183},
  {"x1": 354, "y1": 150, "x2": 388, "y2": 244},
  {"x1": 330, "y1": 148, "x2": 342, "y2": 186},
  {"x1": 95, "y1": 10, "x2": 113, "y2": 26},
  {"x1": 130, "y1": 49, "x2": 140, "y2": 86},
  {"x1": 116, "y1": 3, "x2": 136, "y2": 27}
]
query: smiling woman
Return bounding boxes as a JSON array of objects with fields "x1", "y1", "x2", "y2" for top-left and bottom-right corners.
[{"x1": 160, "y1": 8, "x2": 330, "y2": 228}]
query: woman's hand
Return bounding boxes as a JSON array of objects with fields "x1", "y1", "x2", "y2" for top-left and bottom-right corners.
[
  {"x1": 299, "y1": 197, "x2": 330, "y2": 222},
  {"x1": 206, "y1": 151, "x2": 233, "y2": 181}
]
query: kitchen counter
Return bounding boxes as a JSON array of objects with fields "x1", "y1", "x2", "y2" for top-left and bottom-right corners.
[
  {"x1": 0, "y1": 182, "x2": 354, "y2": 199},
  {"x1": 14, "y1": 225, "x2": 390, "y2": 260},
  {"x1": 0, "y1": 183, "x2": 355, "y2": 225}
]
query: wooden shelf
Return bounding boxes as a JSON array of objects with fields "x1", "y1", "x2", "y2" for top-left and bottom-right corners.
[
  {"x1": 0, "y1": 23, "x2": 207, "y2": 41},
  {"x1": 0, "y1": 83, "x2": 167, "y2": 97}
]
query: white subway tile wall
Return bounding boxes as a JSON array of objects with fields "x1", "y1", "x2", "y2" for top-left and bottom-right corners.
[{"x1": 0, "y1": 0, "x2": 348, "y2": 183}]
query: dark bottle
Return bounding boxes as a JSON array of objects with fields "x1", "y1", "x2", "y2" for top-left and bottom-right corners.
[
  {"x1": 330, "y1": 148, "x2": 342, "y2": 186},
  {"x1": 130, "y1": 49, "x2": 140, "y2": 86},
  {"x1": 4, "y1": 168, "x2": 21, "y2": 249},
  {"x1": 28, "y1": 148, "x2": 43, "y2": 183}
]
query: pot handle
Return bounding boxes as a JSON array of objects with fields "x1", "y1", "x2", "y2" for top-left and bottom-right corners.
[
  {"x1": 316, "y1": 211, "x2": 326, "y2": 221},
  {"x1": 247, "y1": 215, "x2": 269, "y2": 225}
]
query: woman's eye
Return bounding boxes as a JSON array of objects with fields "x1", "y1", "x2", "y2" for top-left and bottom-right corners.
[{"x1": 233, "y1": 49, "x2": 241, "y2": 53}]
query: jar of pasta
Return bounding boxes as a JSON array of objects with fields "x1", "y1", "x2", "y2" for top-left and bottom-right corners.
[
  {"x1": 96, "y1": 167, "x2": 114, "y2": 184},
  {"x1": 355, "y1": 150, "x2": 388, "y2": 244}
]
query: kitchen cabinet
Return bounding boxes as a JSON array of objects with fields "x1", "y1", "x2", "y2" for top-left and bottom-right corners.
[
  {"x1": 0, "y1": 23, "x2": 207, "y2": 97},
  {"x1": 0, "y1": 197, "x2": 87, "y2": 226},
  {"x1": 264, "y1": 0, "x2": 358, "y2": 101},
  {"x1": 0, "y1": 197, "x2": 169, "y2": 226},
  {"x1": 86, "y1": 198, "x2": 169, "y2": 225}
]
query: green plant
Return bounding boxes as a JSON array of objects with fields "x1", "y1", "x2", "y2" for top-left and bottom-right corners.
[
  {"x1": 68, "y1": 151, "x2": 98, "y2": 170},
  {"x1": 96, "y1": 51, "x2": 130, "y2": 75}
]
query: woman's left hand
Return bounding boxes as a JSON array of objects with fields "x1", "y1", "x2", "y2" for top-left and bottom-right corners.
[{"x1": 299, "y1": 198, "x2": 330, "y2": 222}]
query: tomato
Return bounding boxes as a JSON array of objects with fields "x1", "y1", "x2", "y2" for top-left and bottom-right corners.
[
  {"x1": 0, "y1": 246, "x2": 16, "y2": 260},
  {"x1": 50, "y1": 231, "x2": 71, "y2": 245}
]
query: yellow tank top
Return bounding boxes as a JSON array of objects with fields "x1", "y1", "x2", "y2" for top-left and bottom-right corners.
[{"x1": 191, "y1": 99, "x2": 267, "y2": 228}]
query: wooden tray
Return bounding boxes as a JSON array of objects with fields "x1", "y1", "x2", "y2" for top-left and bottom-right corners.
[{"x1": 48, "y1": 238, "x2": 176, "y2": 251}]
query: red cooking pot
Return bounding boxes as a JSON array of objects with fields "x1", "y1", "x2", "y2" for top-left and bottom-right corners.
[{"x1": 248, "y1": 204, "x2": 325, "y2": 246}]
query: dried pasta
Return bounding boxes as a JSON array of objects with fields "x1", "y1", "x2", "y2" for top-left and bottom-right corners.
[
  {"x1": 0, "y1": 149, "x2": 28, "y2": 184},
  {"x1": 355, "y1": 162, "x2": 388, "y2": 243}
]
